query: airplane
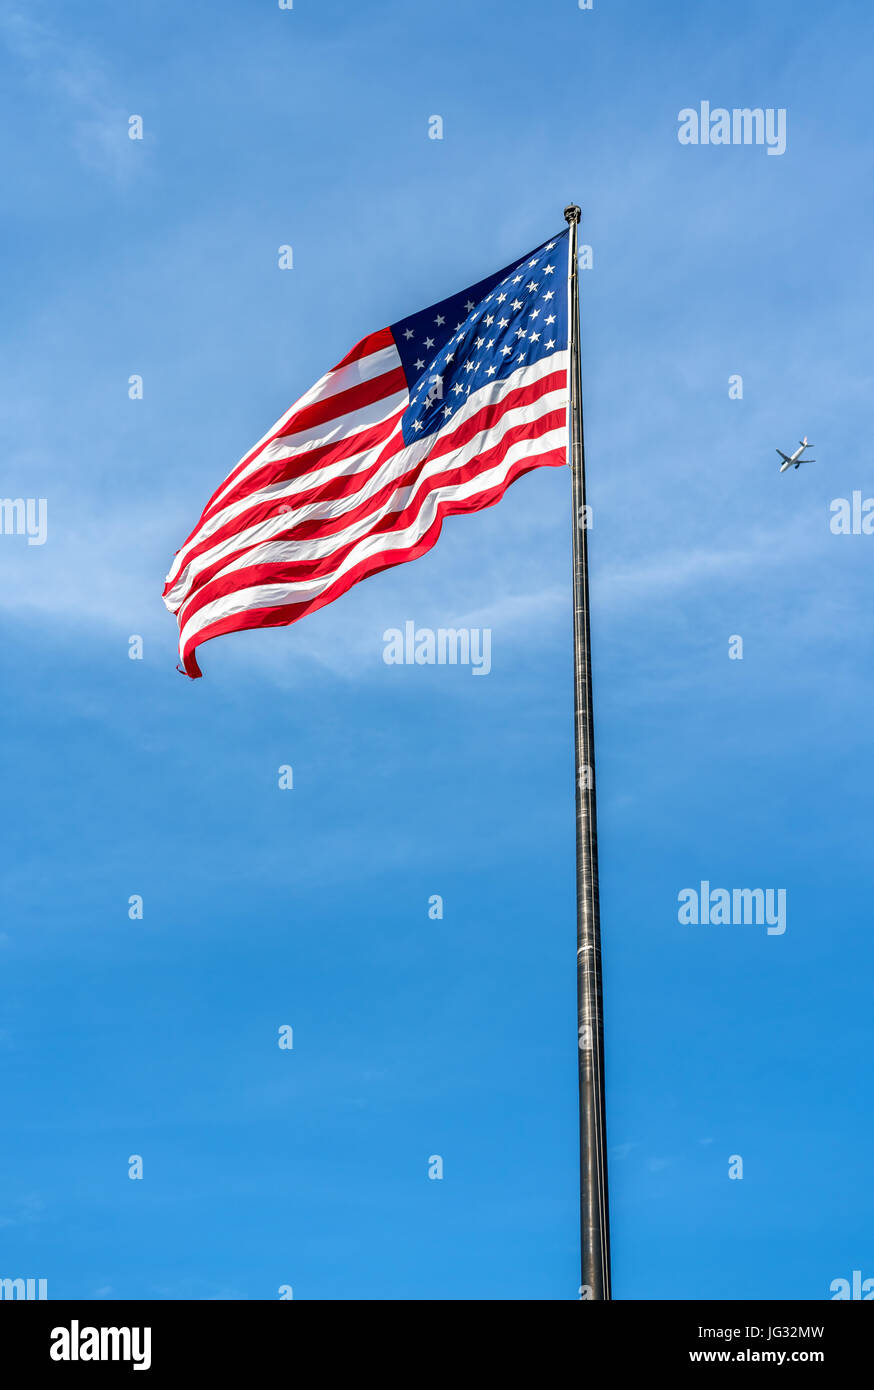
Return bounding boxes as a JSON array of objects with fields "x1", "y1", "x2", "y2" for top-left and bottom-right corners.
[{"x1": 776, "y1": 437, "x2": 815, "y2": 472}]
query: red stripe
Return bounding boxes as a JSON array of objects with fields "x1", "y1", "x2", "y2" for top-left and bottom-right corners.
[
  {"x1": 190, "y1": 328, "x2": 396, "y2": 526},
  {"x1": 166, "y1": 372, "x2": 563, "y2": 606},
  {"x1": 197, "y1": 399, "x2": 406, "y2": 525},
  {"x1": 217, "y1": 367, "x2": 564, "y2": 526},
  {"x1": 164, "y1": 414, "x2": 406, "y2": 602},
  {"x1": 333, "y1": 326, "x2": 394, "y2": 369},
  {"x1": 274, "y1": 364, "x2": 406, "y2": 439},
  {"x1": 177, "y1": 412, "x2": 566, "y2": 629},
  {"x1": 179, "y1": 444, "x2": 566, "y2": 678},
  {"x1": 179, "y1": 406, "x2": 566, "y2": 619}
]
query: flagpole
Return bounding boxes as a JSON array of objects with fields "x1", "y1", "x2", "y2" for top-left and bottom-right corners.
[{"x1": 564, "y1": 204, "x2": 611, "y2": 1300}]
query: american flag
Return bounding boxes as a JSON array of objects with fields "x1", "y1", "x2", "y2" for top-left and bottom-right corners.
[{"x1": 163, "y1": 230, "x2": 571, "y2": 677}]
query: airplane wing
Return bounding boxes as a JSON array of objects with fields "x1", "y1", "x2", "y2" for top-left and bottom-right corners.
[{"x1": 776, "y1": 450, "x2": 791, "y2": 462}]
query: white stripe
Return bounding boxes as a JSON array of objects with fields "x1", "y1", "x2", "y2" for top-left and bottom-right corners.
[
  {"x1": 167, "y1": 383, "x2": 407, "y2": 588},
  {"x1": 196, "y1": 342, "x2": 403, "y2": 522},
  {"x1": 165, "y1": 351, "x2": 567, "y2": 607},
  {"x1": 163, "y1": 413, "x2": 404, "y2": 611},
  {"x1": 178, "y1": 422, "x2": 567, "y2": 652},
  {"x1": 163, "y1": 406, "x2": 408, "y2": 608},
  {"x1": 175, "y1": 383, "x2": 567, "y2": 608},
  {"x1": 300, "y1": 344, "x2": 401, "y2": 403}
]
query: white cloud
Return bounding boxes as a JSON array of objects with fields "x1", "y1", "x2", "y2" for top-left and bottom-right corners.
[{"x1": 0, "y1": 4, "x2": 144, "y2": 183}]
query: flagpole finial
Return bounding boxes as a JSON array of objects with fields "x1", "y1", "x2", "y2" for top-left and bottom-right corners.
[{"x1": 564, "y1": 204, "x2": 581, "y2": 225}]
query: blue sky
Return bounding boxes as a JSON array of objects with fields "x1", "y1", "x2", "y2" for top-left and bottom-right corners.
[{"x1": 1, "y1": 0, "x2": 872, "y2": 1300}]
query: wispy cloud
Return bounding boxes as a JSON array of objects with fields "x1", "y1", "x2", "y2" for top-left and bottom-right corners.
[
  {"x1": 0, "y1": 1193, "x2": 45, "y2": 1229},
  {"x1": 0, "y1": 4, "x2": 144, "y2": 183}
]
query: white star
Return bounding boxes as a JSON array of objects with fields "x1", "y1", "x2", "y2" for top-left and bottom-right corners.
[
  {"x1": 424, "y1": 337, "x2": 435, "y2": 349},
  {"x1": 435, "y1": 314, "x2": 445, "y2": 326},
  {"x1": 445, "y1": 351, "x2": 455, "y2": 363},
  {"x1": 498, "y1": 317, "x2": 509, "y2": 328},
  {"x1": 512, "y1": 298, "x2": 523, "y2": 310},
  {"x1": 497, "y1": 293, "x2": 507, "y2": 303},
  {"x1": 453, "y1": 383, "x2": 464, "y2": 395},
  {"x1": 545, "y1": 339, "x2": 555, "y2": 349},
  {"x1": 484, "y1": 314, "x2": 494, "y2": 325},
  {"x1": 414, "y1": 358, "x2": 425, "y2": 370},
  {"x1": 464, "y1": 360, "x2": 475, "y2": 372},
  {"x1": 475, "y1": 337, "x2": 484, "y2": 349},
  {"x1": 501, "y1": 345, "x2": 512, "y2": 356},
  {"x1": 544, "y1": 264, "x2": 555, "y2": 275},
  {"x1": 526, "y1": 280, "x2": 539, "y2": 292},
  {"x1": 455, "y1": 322, "x2": 463, "y2": 332},
  {"x1": 412, "y1": 420, "x2": 423, "y2": 432},
  {"x1": 528, "y1": 258, "x2": 538, "y2": 267},
  {"x1": 544, "y1": 290, "x2": 554, "y2": 301},
  {"x1": 546, "y1": 241, "x2": 555, "y2": 250},
  {"x1": 545, "y1": 314, "x2": 556, "y2": 325},
  {"x1": 403, "y1": 328, "x2": 414, "y2": 340},
  {"x1": 530, "y1": 309, "x2": 540, "y2": 319},
  {"x1": 515, "y1": 328, "x2": 526, "y2": 339},
  {"x1": 443, "y1": 405, "x2": 452, "y2": 418},
  {"x1": 464, "y1": 300, "x2": 475, "y2": 312},
  {"x1": 530, "y1": 331, "x2": 540, "y2": 341},
  {"x1": 486, "y1": 365, "x2": 497, "y2": 376},
  {"x1": 513, "y1": 274, "x2": 523, "y2": 284}
]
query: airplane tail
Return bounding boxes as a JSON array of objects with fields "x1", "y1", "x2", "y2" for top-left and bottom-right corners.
[{"x1": 800, "y1": 436, "x2": 812, "y2": 447}]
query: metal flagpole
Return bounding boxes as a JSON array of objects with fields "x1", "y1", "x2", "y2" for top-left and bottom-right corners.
[{"x1": 564, "y1": 204, "x2": 612, "y2": 1300}]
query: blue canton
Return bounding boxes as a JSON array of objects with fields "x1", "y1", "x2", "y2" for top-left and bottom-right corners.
[{"x1": 391, "y1": 231, "x2": 569, "y2": 445}]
